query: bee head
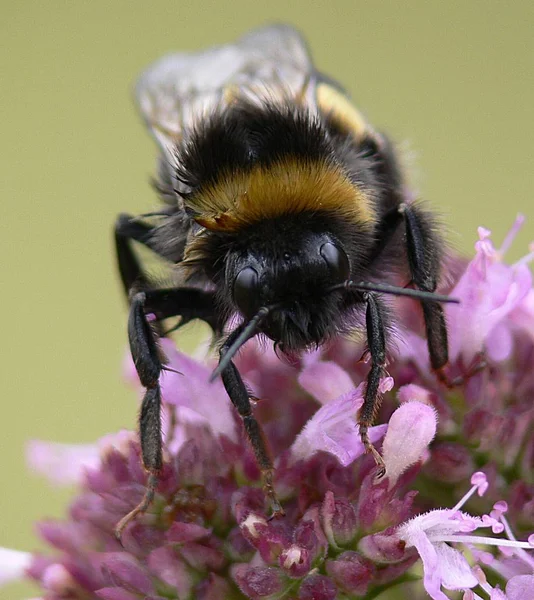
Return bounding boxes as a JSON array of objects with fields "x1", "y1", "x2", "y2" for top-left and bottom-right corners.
[{"x1": 227, "y1": 219, "x2": 352, "y2": 350}]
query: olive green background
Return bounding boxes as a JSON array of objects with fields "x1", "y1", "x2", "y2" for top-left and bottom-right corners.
[{"x1": 1, "y1": 1, "x2": 533, "y2": 598}]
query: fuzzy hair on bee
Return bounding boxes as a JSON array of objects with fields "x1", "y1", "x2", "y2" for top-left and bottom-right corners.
[{"x1": 113, "y1": 24, "x2": 458, "y2": 540}]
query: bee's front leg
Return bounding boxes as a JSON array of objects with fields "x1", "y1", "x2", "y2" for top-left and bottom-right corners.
[
  {"x1": 218, "y1": 328, "x2": 284, "y2": 519},
  {"x1": 358, "y1": 292, "x2": 388, "y2": 477},
  {"x1": 114, "y1": 287, "x2": 218, "y2": 542}
]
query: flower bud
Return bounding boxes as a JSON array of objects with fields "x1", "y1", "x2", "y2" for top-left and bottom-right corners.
[
  {"x1": 321, "y1": 491, "x2": 358, "y2": 547},
  {"x1": 98, "y1": 553, "x2": 151, "y2": 594},
  {"x1": 232, "y1": 565, "x2": 287, "y2": 599},
  {"x1": 325, "y1": 551, "x2": 374, "y2": 596},
  {"x1": 225, "y1": 526, "x2": 255, "y2": 562},
  {"x1": 426, "y1": 442, "x2": 474, "y2": 483},
  {"x1": 382, "y1": 401, "x2": 437, "y2": 488},
  {"x1": 293, "y1": 508, "x2": 328, "y2": 564},
  {"x1": 358, "y1": 530, "x2": 409, "y2": 563},
  {"x1": 196, "y1": 573, "x2": 234, "y2": 600},
  {"x1": 298, "y1": 574, "x2": 337, "y2": 600},
  {"x1": 147, "y1": 547, "x2": 193, "y2": 598}
]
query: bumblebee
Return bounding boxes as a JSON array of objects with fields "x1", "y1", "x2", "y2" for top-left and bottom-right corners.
[{"x1": 114, "y1": 24, "x2": 456, "y2": 538}]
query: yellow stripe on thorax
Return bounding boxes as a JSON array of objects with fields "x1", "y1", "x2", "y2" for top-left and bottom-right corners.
[
  {"x1": 189, "y1": 158, "x2": 376, "y2": 232},
  {"x1": 316, "y1": 83, "x2": 367, "y2": 140}
]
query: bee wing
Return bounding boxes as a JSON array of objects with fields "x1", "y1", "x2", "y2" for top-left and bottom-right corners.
[{"x1": 135, "y1": 24, "x2": 315, "y2": 156}]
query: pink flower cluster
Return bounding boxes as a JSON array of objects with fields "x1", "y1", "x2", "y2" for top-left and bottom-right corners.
[{"x1": 2, "y1": 218, "x2": 533, "y2": 599}]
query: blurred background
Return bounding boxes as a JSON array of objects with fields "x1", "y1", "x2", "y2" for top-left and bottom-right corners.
[{"x1": 1, "y1": 1, "x2": 533, "y2": 597}]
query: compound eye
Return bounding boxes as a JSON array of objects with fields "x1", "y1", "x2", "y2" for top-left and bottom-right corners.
[
  {"x1": 233, "y1": 267, "x2": 260, "y2": 317},
  {"x1": 320, "y1": 242, "x2": 350, "y2": 283}
]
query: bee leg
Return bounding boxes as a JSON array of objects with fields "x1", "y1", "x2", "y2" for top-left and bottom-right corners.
[
  {"x1": 114, "y1": 213, "x2": 160, "y2": 298},
  {"x1": 358, "y1": 292, "x2": 387, "y2": 477},
  {"x1": 143, "y1": 287, "x2": 221, "y2": 333},
  {"x1": 219, "y1": 332, "x2": 284, "y2": 518},
  {"x1": 114, "y1": 291, "x2": 163, "y2": 541},
  {"x1": 114, "y1": 287, "x2": 218, "y2": 541},
  {"x1": 398, "y1": 204, "x2": 454, "y2": 381},
  {"x1": 435, "y1": 353, "x2": 487, "y2": 388}
]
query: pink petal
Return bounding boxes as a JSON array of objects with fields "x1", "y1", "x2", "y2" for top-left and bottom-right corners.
[
  {"x1": 300, "y1": 347, "x2": 324, "y2": 368},
  {"x1": 298, "y1": 361, "x2": 354, "y2": 404},
  {"x1": 382, "y1": 401, "x2": 437, "y2": 488},
  {"x1": 447, "y1": 227, "x2": 532, "y2": 363},
  {"x1": 379, "y1": 377, "x2": 395, "y2": 394},
  {"x1": 510, "y1": 288, "x2": 534, "y2": 339},
  {"x1": 0, "y1": 547, "x2": 32, "y2": 586},
  {"x1": 26, "y1": 430, "x2": 136, "y2": 486},
  {"x1": 26, "y1": 440, "x2": 100, "y2": 485},
  {"x1": 398, "y1": 330, "x2": 429, "y2": 371},
  {"x1": 97, "y1": 429, "x2": 137, "y2": 452},
  {"x1": 401, "y1": 514, "x2": 478, "y2": 596},
  {"x1": 124, "y1": 338, "x2": 236, "y2": 442},
  {"x1": 291, "y1": 384, "x2": 387, "y2": 466},
  {"x1": 506, "y1": 575, "x2": 534, "y2": 600},
  {"x1": 408, "y1": 528, "x2": 449, "y2": 600},
  {"x1": 435, "y1": 542, "x2": 478, "y2": 590},
  {"x1": 42, "y1": 564, "x2": 77, "y2": 592},
  {"x1": 485, "y1": 322, "x2": 513, "y2": 362},
  {"x1": 158, "y1": 339, "x2": 237, "y2": 442},
  {"x1": 397, "y1": 384, "x2": 433, "y2": 406},
  {"x1": 498, "y1": 214, "x2": 525, "y2": 257}
]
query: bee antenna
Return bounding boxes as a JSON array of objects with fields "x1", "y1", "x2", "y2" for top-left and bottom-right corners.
[
  {"x1": 330, "y1": 281, "x2": 460, "y2": 304},
  {"x1": 209, "y1": 305, "x2": 274, "y2": 382}
]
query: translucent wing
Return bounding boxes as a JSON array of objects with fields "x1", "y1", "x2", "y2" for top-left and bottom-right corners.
[{"x1": 135, "y1": 24, "x2": 315, "y2": 157}]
